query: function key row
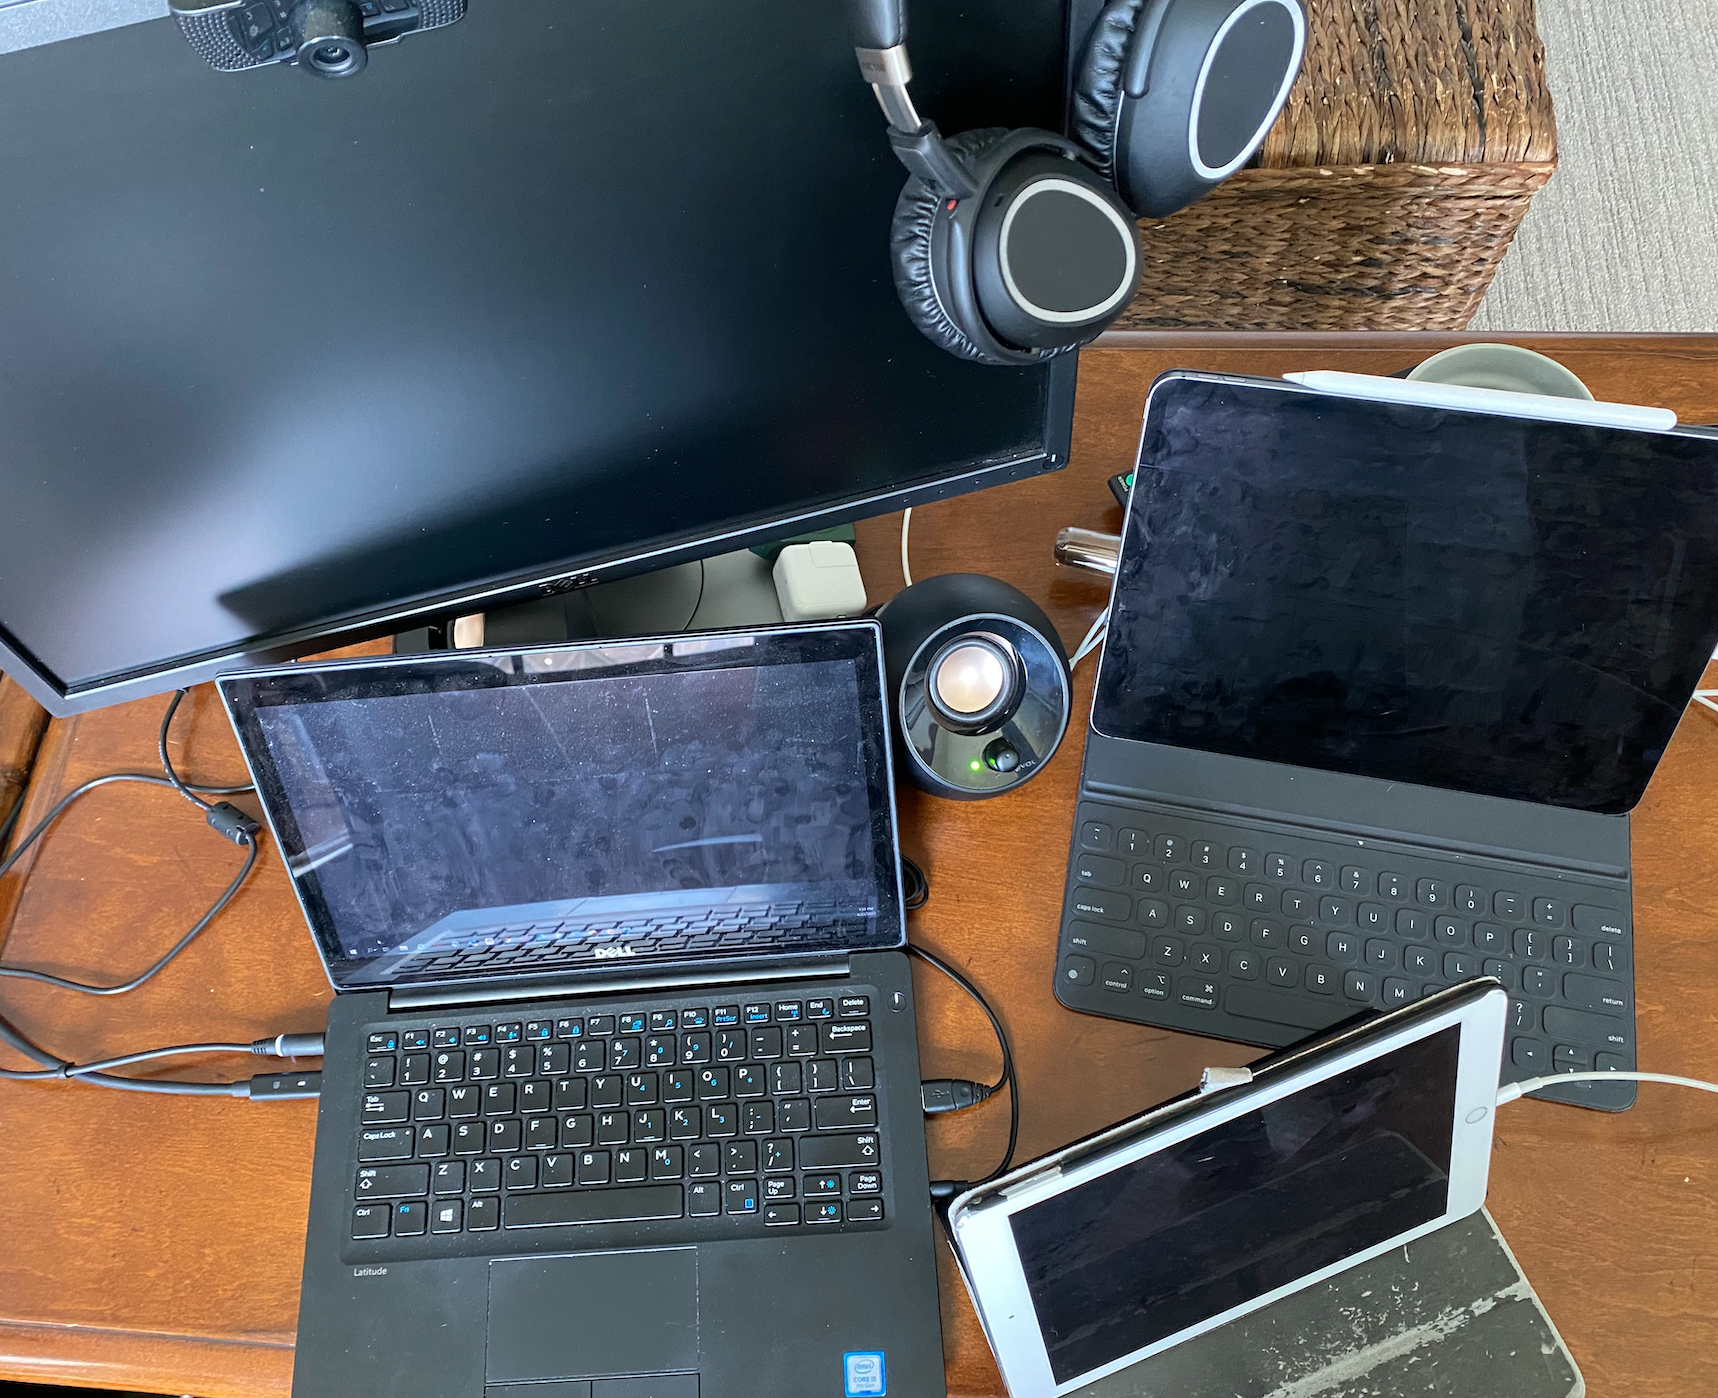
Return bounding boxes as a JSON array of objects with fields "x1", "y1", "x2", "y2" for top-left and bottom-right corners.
[{"x1": 364, "y1": 998, "x2": 870, "y2": 1057}]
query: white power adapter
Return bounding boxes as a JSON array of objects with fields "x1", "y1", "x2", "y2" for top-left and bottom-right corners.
[{"x1": 772, "y1": 541, "x2": 868, "y2": 622}]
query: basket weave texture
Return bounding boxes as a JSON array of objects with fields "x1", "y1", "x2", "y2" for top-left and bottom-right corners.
[{"x1": 1116, "y1": 0, "x2": 1557, "y2": 331}]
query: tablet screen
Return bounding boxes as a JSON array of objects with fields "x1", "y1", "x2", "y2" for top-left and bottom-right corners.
[
  {"x1": 1009, "y1": 1025, "x2": 1459, "y2": 1383},
  {"x1": 1093, "y1": 375, "x2": 1718, "y2": 813}
]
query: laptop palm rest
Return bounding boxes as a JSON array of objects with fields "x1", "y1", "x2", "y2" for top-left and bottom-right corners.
[{"x1": 486, "y1": 1249, "x2": 699, "y2": 1391}]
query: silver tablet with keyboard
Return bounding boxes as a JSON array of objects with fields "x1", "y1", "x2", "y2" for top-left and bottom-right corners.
[{"x1": 946, "y1": 980, "x2": 1508, "y2": 1397}]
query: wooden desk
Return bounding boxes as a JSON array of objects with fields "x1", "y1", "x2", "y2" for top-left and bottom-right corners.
[{"x1": 3, "y1": 334, "x2": 1716, "y2": 1397}]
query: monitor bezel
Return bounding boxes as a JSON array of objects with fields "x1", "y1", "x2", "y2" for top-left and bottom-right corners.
[{"x1": 1, "y1": 370, "x2": 1075, "y2": 716}]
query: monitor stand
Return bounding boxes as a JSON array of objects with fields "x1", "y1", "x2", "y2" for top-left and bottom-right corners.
[{"x1": 394, "y1": 547, "x2": 788, "y2": 653}]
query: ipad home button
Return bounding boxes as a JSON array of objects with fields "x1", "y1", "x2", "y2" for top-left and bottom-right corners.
[{"x1": 1465, "y1": 1106, "x2": 1489, "y2": 1123}]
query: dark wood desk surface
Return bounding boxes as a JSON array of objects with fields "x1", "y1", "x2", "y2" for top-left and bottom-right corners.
[{"x1": 3, "y1": 334, "x2": 1717, "y2": 1397}]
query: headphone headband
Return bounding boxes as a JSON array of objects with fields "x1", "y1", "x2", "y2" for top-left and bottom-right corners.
[
  {"x1": 847, "y1": 0, "x2": 984, "y2": 199},
  {"x1": 848, "y1": 0, "x2": 907, "y2": 51}
]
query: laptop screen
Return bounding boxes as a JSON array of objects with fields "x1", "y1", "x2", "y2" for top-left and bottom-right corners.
[
  {"x1": 220, "y1": 624, "x2": 904, "y2": 991},
  {"x1": 1093, "y1": 374, "x2": 1718, "y2": 814}
]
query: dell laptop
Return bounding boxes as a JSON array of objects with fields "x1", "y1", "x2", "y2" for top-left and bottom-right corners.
[
  {"x1": 1054, "y1": 370, "x2": 1718, "y2": 1112},
  {"x1": 221, "y1": 621, "x2": 943, "y2": 1398}
]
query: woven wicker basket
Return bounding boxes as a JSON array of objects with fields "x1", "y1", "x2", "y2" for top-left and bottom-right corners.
[{"x1": 1114, "y1": 0, "x2": 1557, "y2": 331}]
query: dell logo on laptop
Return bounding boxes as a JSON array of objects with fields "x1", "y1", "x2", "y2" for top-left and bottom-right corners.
[{"x1": 593, "y1": 944, "x2": 636, "y2": 960}]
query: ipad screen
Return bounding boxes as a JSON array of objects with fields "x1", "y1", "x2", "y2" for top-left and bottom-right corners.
[{"x1": 1009, "y1": 1025, "x2": 1459, "y2": 1383}]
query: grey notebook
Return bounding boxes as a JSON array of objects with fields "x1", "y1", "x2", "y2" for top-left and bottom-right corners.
[{"x1": 1074, "y1": 1209, "x2": 1581, "y2": 1398}]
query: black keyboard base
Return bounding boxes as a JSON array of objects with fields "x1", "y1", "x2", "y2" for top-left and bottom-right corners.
[{"x1": 1056, "y1": 797, "x2": 1638, "y2": 1113}]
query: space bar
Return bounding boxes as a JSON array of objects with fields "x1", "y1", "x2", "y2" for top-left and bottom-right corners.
[
  {"x1": 1223, "y1": 985, "x2": 1346, "y2": 1031},
  {"x1": 504, "y1": 1186, "x2": 683, "y2": 1229}
]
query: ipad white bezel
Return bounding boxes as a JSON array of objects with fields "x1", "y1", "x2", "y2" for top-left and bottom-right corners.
[{"x1": 945, "y1": 984, "x2": 1508, "y2": 1398}]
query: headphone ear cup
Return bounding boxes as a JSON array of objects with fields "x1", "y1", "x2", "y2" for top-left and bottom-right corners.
[
  {"x1": 1071, "y1": 0, "x2": 1147, "y2": 184},
  {"x1": 889, "y1": 127, "x2": 1018, "y2": 366}
]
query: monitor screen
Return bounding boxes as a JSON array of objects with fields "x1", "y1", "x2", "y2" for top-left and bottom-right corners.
[
  {"x1": 221, "y1": 627, "x2": 903, "y2": 989},
  {"x1": 0, "y1": 0, "x2": 1073, "y2": 712},
  {"x1": 221, "y1": 628, "x2": 907, "y2": 989},
  {"x1": 1093, "y1": 375, "x2": 1718, "y2": 814},
  {"x1": 1010, "y1": 1025, "x2": 1459, "y2": 1383}
]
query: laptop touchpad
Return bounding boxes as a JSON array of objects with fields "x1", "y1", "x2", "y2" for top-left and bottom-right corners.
[{"x1": 487, "y1": 1249, "x2": 699, "y2": 1385}]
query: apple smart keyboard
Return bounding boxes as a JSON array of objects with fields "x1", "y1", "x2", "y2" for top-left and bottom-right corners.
[
  {"x1": 1055, "y1": 370, "x2": 1718, "y2": 1111},
  {"x1": 945, "y1": 980, "x2": 1509, "y2": 1398},
  {"x1": 219, "y1": 622, "x2": 942, "y2": 1398}
]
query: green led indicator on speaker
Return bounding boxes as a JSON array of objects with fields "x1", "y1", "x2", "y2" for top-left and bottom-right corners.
[{"x1": 969, "y1": 759, "x2": 982, "y2": 771}]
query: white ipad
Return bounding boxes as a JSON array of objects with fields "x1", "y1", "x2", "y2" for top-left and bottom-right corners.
[{"x1": 945, "y1": 980, "x2": 1508, "y2": 1398}]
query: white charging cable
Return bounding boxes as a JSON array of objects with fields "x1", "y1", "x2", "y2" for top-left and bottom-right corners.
[
  {"x1": 1497, "y1": 1070, "x2": 1718, "y2": 1105},
  {"x1": 1199, "y1": 1063, "x2": 1718, "y2": 1107},
  {"x1": 900, "y1": 507, "x2": 914, "y2": 588},
  {"x1": 1070, "y1": 610, "x2": 1109, "y2": 670}
]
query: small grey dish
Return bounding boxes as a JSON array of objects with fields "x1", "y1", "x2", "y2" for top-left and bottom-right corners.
[{"x1": 1407, "y1": 343, "x2": 1595, "y2": 400}]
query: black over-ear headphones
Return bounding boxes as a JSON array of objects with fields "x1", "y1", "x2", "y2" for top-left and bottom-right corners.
[{"x1": 849, "y1": 0, "x2": 1306, "y2": 364}]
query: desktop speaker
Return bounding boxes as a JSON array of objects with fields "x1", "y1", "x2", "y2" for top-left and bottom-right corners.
[{"x1": 877, "y1": 573, "x2": 1071, "y2": 800}]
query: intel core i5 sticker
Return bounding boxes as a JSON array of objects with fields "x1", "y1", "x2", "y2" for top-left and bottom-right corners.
[{"x1": 844, "y1": 1350, "x2": 886, "y2": 1396}]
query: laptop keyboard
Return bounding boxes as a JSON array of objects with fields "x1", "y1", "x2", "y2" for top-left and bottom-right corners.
[
  {"x1": 1056, "y1": 802, "x2": 1636, "y2": 1108},
  {"x1": 351, "y1": 991, "x2": 887, "y2": 1246},
  {"x1": 405, "y1": 903, "x2": 867, "y2": 977}
]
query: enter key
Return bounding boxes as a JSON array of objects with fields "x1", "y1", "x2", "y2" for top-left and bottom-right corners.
[
  {"x1": 812, "y1": 1094, "x2": 878, "y2": 1130},
  {"x1": 1562, "y1": 972, "x2": 1630, "y2": 1016}
]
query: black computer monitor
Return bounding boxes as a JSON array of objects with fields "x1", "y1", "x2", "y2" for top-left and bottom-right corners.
[{"x1": 0, "y1": 0, "x2": 1076, "y2": 715}]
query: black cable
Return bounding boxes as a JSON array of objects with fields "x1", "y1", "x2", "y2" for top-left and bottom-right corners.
[
  {"x1": 0, "y1": 1011, "x2": 323, "y2": 1096},
  {"x1": 158, "y1": 688, "x2": 254, "y2": 804},
  {"x1": 0, "y1": 772, "x2": 176, "y2": 883},
  {"x1": 159, "y1": 688, "x2": 213, "y2": 810},
  {"x1": 0, "y1": 690, "x2": 301, "y2": 1098},
  {"x1": 0, "y1": 831, "x2": 257, "y2": 995},
  {"x1": 0, "y1": 693, "x2": 251, "y2": 882},
  {"x1": 0, "y1": 1009, "x2": 231, "y2": 1094},
  {"x1": 900, "y1": 854, "x2": 929, "y2": 911},
  {"x1": 906, "y1": 941, "x2": 1020, "y2": 1188},
  {"x1": 64, "y1": 1041, "x2": 254, "y2": 1077},
  {"x1": 682, "y1": 559, "x2": 707, "y2": 631},
  {"x1": 0, "y1": 789, "x2": 23, "y2": 851},
  {"x1": 0, "y1": 691, "x2": 262, "y2": 993}
]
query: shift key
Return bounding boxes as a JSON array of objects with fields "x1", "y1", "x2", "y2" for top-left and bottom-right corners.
[
  {"x1": 355, "y1": 1163, "x2": 429, "y2": 1198},
  {"x1": 797, "y1": 1133, "x2": 881, "y2": 1169},
  {"x1": 1066, "y1": 922, "x2": 1147, "y2": 961},
  {"x1": 1542, "y1": 1005, "x2": 1633, "y2": 1052}
]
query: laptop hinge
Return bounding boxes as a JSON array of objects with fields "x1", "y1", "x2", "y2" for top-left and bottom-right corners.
[{"x1": 386, "y1": 956, "x2": 852, "y2": 1013}]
